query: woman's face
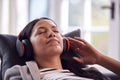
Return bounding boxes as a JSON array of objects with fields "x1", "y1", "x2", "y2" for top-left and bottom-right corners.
[{"x1": 30, "y1": 19, "x2": 63, "y2": 59}]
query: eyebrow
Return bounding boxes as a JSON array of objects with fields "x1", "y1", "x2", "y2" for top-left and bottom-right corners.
[{"x1": 37, "y1": 26, "x2": 58, "y2": 30}]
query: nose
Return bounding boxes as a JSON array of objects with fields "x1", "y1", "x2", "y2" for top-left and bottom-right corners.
[{"x1": 47, "y1": 30, "x2": 56, "y2": 38}]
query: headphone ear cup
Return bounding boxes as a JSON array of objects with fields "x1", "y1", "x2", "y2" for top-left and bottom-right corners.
[
  {"x1": 63, "y1": 37, "x2": 70, "y2": 53},
  {"x1": 63, "y1": 38, "x2": 67, "y2": 52},
  {"x1": 16, "y1": 39, "x2": 25, "y2": 57},
  {"x1": 22, "y1": 39, "x2": 33, "y2": 60},
  {"x1": 16, "y1": 39, "x2": 33, "y2": 61}
]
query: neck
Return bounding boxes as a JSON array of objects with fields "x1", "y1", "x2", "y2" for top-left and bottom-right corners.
[{"x1": 35, "y1": 56, "x2": 63, "y2": 70}]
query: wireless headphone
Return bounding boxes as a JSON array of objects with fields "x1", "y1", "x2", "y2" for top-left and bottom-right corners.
[
  {"x1": 16, "y1": 34, "x2": 34, "y2": 61},
  {"x1": 16, "y1": 17, "x2": 71, "y2": 61},
  {"x1": 16, "y1": 34, "x2": 71, "y2": 60}
]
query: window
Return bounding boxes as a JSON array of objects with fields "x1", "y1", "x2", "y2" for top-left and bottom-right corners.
[
  {"x1": 29, "y1": 0, "x2": 49, "y2": 21},
  {"x1": 0, "y1": 0, "x2": 28, "y2": 34},
  {"x1": 61, "y1": 0, "x2": 110, "y2": 55}
]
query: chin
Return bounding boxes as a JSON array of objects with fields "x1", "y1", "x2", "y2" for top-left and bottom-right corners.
[{"x1": 50, "y1": 46, "x2": 63, "y2": 54}]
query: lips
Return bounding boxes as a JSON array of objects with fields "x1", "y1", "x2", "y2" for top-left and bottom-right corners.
[{"x1": 46, "y1": 38, "x2": 60, "y2": 44}]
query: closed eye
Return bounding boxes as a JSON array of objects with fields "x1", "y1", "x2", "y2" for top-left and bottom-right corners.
[
  {"x1": 38, "y1": 31, "x2": 46, "y2": 34},
  {"x1": 53, "y1": 30, "x2": 59, "y2": 33},
  {"x1": 37, "y1": 28, "x2": 46, "y2": 34}
]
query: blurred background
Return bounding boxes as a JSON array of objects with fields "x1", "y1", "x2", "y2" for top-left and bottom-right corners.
[{"x1": 0, "y1": 0, "x2": 120, "y2": 73}]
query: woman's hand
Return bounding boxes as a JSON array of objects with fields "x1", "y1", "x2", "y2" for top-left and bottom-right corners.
[
  {"x1": 69, "y1": 37, "x2": 120, "y2": 75},
  {"x1": 68, "y1": 37, "x2": 102, "y2": 65}
]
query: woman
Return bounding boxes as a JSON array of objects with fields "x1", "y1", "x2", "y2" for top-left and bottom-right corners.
[
  {"x1": 69, "y1": 37, "x2": 120, "y2": 76},
  {"x1": 4, "y1": 17, "x2": 93, "y2": 80}
]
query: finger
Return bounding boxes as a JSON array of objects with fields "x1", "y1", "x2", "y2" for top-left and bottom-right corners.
[
  {"x1": 68, "y1": 37, "x2": 84, "y2": 48},
  {"x1": 70, "y1": 42, "x2": 85, "y2": 51},
  {"x1": 70, "y1": 37, "x2": 86, "y2": 47},
  {"x1": 70, "y1": 42, "x2": 86, "y2": 55},
  {"x1": 70, "y1": 45, "x2": 82, "y2": 54},
  {"x1": 70, "y1": 42, "x2": 82, "y2": 50},
  {"x1": 68, "y1": 37, "x2": 80, "y2": 43},
  {"x1": 73, "y1": 37, "x2": 87, "y2": 45},
  {"x1": 74, "y1": 37, "x2": 86, "y2": 43},
  {"x1": 70, "y1": 44, "x2": 79, "y2": 51},
  {"x1": 72, "y1": 57, "x2": 84, "y2": 64},
  {"x1": 70, "y1": 44, "x2": 78, "y2": 50},
  {"x1": 74, "y1": 37, "x2": 91, "y2": 47},
  {"x1": 76, "y1": 50, "x2": 87, "y2": 57}
]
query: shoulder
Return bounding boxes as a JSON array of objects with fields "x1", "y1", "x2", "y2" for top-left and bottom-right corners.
[
  {"x1": 4, "y1": 61, "x2": 37, "y2": 80},
  {"x1": 4, "y1": 65, "x2": 28, "y2": 80},
  {"x1": 5, "y1": 65, "x2": 23, "y2": 75}
]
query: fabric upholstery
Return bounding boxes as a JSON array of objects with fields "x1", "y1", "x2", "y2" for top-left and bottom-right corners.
[{"x1": 0, "y1": 35, "x2": 25, "y2": 80}]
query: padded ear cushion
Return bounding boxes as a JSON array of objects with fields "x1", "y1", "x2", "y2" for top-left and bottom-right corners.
[
  {"x1": 16, "y1": 39, "x2": 34, "y2": 61},
  {"x1": 22, "y1": 39, "x2": 33, "y2": 60},
  {"x1": 16, "y1": 39, "x2": 25, "y2": 57},
  {"x1": 63, "y1": 37, "x2": 70, "y2": 53}
]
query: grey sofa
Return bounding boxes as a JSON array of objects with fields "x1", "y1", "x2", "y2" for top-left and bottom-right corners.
[{"x1": 0, "y1": 29, "x2": 120, "y2": 80}]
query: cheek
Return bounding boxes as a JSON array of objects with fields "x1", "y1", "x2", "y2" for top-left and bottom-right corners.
[{"x1": 31, "y1": 38, "x2": 46, "y2": 56}]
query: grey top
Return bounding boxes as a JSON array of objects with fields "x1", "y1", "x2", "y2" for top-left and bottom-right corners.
[{"x1": 4, "y1": 61, "x2": 93, "y2": 80}]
